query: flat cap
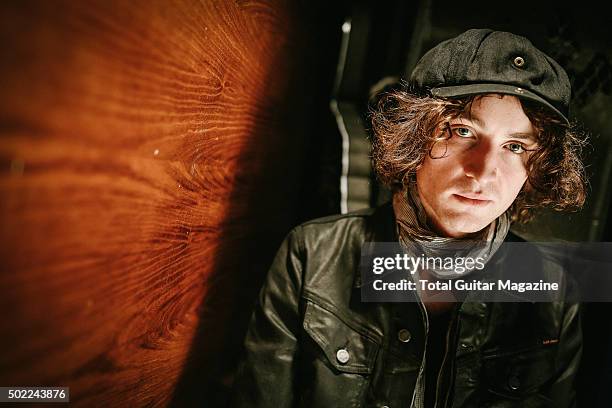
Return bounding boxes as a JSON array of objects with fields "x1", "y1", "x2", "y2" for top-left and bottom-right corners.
[{"x1": 410, "y1": 29, "x2": 571, "y2": 124}]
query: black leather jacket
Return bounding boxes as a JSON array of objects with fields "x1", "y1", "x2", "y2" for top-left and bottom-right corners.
[{"x1": 230, "y1": 203, "x2": 582, "y2": 407}]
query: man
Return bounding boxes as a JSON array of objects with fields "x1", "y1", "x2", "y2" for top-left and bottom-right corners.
[{"x1": 230, "y1": 29, "x2": 586, "y2": 407}]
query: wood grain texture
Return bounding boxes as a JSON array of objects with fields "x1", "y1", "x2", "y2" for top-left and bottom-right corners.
[{"x1": 0, "y1": 0, "x2": 314, "y2": 406}]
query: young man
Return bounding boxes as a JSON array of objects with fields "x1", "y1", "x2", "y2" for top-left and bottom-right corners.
[{"x1": 230, "y1": 29, "x2": 586, "y2": 407}]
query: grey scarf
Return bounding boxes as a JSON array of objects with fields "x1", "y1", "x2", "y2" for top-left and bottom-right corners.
[{"x1": 392, "y1": 181, "x2": 510, "y2": 279}]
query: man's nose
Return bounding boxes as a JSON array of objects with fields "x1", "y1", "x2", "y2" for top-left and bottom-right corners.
[{"x1": 462, "y1": 140, "x2": 499, "y2": 184}]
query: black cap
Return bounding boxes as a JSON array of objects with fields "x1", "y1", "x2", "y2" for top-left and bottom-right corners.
[{"x1": 410, "y1": 29, "x2": 571, "y2": 124}]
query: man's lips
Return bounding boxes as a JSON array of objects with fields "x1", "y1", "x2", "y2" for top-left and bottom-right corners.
[{"x1": 452, "y1": 193, "x2": 493, "y2": 206}]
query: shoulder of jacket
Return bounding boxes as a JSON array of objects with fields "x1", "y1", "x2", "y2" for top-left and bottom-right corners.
[
  {"x1": 280, "y1": 203, "x2": 396, "y2": 259},
  {"x1": 298, "y1": 207, "x2": 377, "y2": 228},
  {"x1": 294, "y1": 203, "x2": 396, "y2": 238},
  {"x1": 284, "y1": 204, "x2": 393, "y2": 251}
]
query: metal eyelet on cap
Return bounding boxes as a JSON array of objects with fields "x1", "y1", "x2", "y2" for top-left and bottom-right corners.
[
  {"x1": 336, "y1": 348, "x2": 350, "y2": 364},
  {"x1": 513, "y1": 56, "x2": 525, "y2": 68}
]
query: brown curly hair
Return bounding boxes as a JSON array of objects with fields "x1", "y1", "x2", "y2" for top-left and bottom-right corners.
[{"x1": 369, "y1": 87, "x2": 588, "y2": 223}]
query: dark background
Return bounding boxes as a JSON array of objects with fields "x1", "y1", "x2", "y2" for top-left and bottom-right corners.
[
  {"x1": 0, "y1": 1, "x2": 610, "y2": 407},
  {"x1": 288, "y1": 1, "x2": 612, "y2": 407}
]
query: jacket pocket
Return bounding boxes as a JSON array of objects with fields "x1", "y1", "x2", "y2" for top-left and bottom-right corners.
[
  {"x1": 302, "y1": 300, "x2": 380, "y2": 374},
  {"x1": 297, "y1": 300, "x2": 381, "y2": 407},
  {"x1": 481, "y1": 344, "x2": 558, "y2": 402}
]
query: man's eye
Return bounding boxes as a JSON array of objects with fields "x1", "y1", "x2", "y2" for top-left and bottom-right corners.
[
  {"x1": 506, "y1": 142, "x2": 526, "y2": 154},
  {"x1": 453, "y1": 127, "x2": 472, "y2": 138}
]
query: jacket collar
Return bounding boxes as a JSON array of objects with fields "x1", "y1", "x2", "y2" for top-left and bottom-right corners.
[
  {"x1": 352, "y1": 201, "x2": 526, "y2": 289},
  {"x1": 353, "y1": 201, "x2": 398, "y2": 289}
]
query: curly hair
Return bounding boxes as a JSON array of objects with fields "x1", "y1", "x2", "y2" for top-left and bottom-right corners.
[{"x1": 369, "y1": 87, "x2": 588, "y2": 223}]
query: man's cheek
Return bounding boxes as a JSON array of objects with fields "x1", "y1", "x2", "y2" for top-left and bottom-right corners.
[{"x1": 509, "y1": 178, "x2": 528, "y2": 203}]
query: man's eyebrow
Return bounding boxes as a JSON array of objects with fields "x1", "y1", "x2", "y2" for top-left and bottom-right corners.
[
  {"x1": 451, "y1": 114, "x2": 483, "y2": 126},
  {"x1": 508, "y1": 132, "x2": 537, "y2": 141}
]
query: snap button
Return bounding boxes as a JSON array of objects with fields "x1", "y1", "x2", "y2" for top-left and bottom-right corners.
[
  {"x1": 336, "y1": 348, "x2": 350, "y2": 364},
  {"x1": 515, "y1": 87, "x2": 525, "y2": 94},
  {"x1": 397, "y1": 329, "x2": 412, "y2": 343},
  {"x1": 513, "y1": 56, "x2": 525, "y2": 67},
  {"x1": 508, "y1": 374, "x2": 521, "y2": 390}
]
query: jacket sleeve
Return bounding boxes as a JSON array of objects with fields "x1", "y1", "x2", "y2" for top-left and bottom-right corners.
[
  {"x1": 548, "y1": 302, "x2": 583, "y2": 407},
  {"x1": 229, "y1": 226, "x2": 304, "y2": 407}
]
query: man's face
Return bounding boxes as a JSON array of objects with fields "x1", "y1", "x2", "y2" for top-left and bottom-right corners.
[{"x1": 416, "y1": 95, "x2": 536, "y2": 238}]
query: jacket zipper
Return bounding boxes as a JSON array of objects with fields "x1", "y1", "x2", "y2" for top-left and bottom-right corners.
[
  {"x1": 410, "y1": 293, "x2": 429, "y2": 408},
  {"x1": 433, "y1": 311, "x2": 455, "y2": 408}
]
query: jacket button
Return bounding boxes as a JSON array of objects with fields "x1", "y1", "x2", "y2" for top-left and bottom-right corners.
[
  {"x1": 397, "y1": 329, "x2": 412, "y2": 343},
  {"x1": 336, "y1": 348, "x2": 350, "y2": 364},
  {"x1": 508, "y1": 374, "x2": 520, "y2": 390}
]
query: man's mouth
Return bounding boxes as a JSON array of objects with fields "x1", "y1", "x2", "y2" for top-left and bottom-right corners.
[{"x1": 452, "y1": 194, "x2": 492, "y2": 206}]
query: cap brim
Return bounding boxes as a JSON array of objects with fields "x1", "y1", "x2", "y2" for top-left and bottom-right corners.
[{"x1": 431, "y1": 83, "x2": 569, "y2": 125}]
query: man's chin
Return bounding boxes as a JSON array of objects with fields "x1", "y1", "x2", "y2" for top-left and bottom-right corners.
[{"x1": 439, "y1": 216, "x2": 493, "y2": 238}]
